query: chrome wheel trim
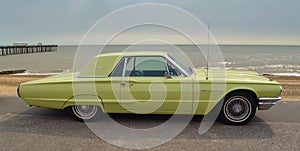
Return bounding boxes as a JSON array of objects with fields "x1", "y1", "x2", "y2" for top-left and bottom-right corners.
[
  {"x1": 223, "y1": 96, "x2": 252, "y2": 123},
  {"x1": 72, "y1": 105, "x2": 97, "y2": 120}
]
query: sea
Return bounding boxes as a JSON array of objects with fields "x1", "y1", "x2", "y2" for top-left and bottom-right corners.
[{"x1": 0, "y1": 45, "x2": 299, "y2": 76}]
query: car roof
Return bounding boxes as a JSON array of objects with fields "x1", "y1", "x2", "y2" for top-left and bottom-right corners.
[{"x1": 96, "y1": 51, "x2": 169, "y2": 58}]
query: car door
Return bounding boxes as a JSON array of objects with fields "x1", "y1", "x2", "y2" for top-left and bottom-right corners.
[{"x1": 119, "y1": 56, "x2": 193, "y2": 114}]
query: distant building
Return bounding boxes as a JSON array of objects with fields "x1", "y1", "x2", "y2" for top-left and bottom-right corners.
[
  {"x1": 37, "y1": 43, "x2": 43, "y2": 46},
  {"x1": 13, "y1": 43, "x2": 28, "y2": 46}
]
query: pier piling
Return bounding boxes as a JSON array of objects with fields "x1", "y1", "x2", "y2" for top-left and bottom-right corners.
[{"x1": 0, "y1": 45, "x2": 57, "y2": 56}]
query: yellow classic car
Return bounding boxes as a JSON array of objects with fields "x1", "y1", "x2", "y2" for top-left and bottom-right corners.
[{"x1": 18, "y1": 51, "x2": 282, "y2": 125}]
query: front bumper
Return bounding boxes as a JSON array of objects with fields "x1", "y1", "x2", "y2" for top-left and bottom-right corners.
[{"x1": 258, "y1": 97, "x2": 281, "y2": 110}]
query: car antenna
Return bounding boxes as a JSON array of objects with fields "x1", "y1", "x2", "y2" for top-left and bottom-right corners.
[{"x1": 205, "y1": 19, "x2": 210, "y2": 80}]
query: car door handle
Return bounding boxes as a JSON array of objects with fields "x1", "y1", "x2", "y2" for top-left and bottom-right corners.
[{"x1": 120, "y1": 82, "x2": 134, "y2": 87}]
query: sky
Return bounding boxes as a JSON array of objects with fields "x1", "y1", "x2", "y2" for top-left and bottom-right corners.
[{"x1": 0, "y1": 0, "x2": 299, "y2": 45}]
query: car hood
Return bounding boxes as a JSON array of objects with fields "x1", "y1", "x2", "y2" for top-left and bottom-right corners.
[{"x1": 194, "y1": 69, "x2": 279, "y2": 84}]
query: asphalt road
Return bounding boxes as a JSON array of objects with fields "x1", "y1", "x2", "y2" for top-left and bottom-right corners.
[{"x1": 0, "y1": 96, "x2": 299, "y2": 151}]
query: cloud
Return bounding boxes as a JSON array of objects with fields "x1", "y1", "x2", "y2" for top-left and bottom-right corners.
[{"x1": 0, "y1": 0, "x2": 299, "y2": 45}]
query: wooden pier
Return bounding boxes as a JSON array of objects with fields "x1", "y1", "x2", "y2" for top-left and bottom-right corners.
[{"x1": 0, "y1": 45, "x2": 57, "y2": 56}]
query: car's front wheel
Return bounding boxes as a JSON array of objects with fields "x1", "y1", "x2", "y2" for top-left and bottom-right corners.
[
  {"x1": 71, "y1": 105, "x2": 101, "y2": 121},
  {"x1": 219, "y1": 92, "x2": 257, "y2": 125}
]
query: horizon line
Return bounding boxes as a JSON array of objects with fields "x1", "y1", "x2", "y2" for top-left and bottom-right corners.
[{"x1": 1, "y1": 43, "x2": 300, "y2": 47}]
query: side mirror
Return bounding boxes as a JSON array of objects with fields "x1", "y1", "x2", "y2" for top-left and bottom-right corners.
[{"x1": 164, "y1": 72, "x2": 172, "y2": 79}]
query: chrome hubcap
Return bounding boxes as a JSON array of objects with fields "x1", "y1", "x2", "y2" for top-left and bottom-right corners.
[
  {"x1": 72, "y1": 105, "x2": 97, "y2": 120},
  {"x1": 233, "y1": 104, "x2": 242, "y2": 113},
  {"x1": 224, "y1": 96, "x2": 251, "y2": 122},
  {"x1": 81, "y1": 105, "x2": 88, "y2": 110}
]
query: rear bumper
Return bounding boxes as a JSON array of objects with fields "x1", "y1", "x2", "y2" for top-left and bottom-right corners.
[
  {"x1": 258, "y1": 97, "x2": 281, "y2": 110},
  {"x1": 17, "y1": 84, "x2": 21, "y2": 97}
]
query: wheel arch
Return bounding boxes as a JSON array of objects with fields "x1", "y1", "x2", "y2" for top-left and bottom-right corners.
[
  {"x1": 225, "y1": 89, "x2": 259, "y2": 105},
  {"x1": 61, "y1": 94, "x2": 105, "y2": 111},
  {"x1": 216, "y1": 88, "x2": 259, "y2": 125}
]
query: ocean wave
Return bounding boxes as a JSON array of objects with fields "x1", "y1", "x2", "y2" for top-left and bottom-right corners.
[{"x1": 271, "y1": 73, "x2": 300, "y2": 77}]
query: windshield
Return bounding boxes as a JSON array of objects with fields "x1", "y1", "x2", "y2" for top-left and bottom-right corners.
[{"x1": 167, "y1": 54, "x2": 193, "y2": 76}]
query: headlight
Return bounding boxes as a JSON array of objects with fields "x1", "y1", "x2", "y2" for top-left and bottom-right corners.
[{"x1": 279, "y1": 85, "x2": 283, "y2": 95}]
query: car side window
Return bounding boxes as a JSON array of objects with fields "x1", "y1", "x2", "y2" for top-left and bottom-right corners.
[
  {"x1": 125, "y1": 56, "x2": 168, "y2": 77},
  {"x1": 167, "y1": 64, "x2": 181, "y2": 76},
  {"x1": 110, "y1": 56, "x2": 182, "y2": 77},
  {"x1": 110, "y1": 58, "x2": 125, "y2": 76}
]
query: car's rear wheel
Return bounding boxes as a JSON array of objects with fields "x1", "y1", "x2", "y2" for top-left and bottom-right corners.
[
  {"x1": 72, "y1": 105, "x2": 101, "y2": 121},
  {"x1": 219, "y1": 92, "x2": 257, "y2": 125}
]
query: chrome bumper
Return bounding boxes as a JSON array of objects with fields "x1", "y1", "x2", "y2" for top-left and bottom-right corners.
[
  {"x1": 17, "y1": 84, "x2": 20, "y2": 97},
  {"x1": 258, "y1": 97, "x2": 281, "y2": 110}
]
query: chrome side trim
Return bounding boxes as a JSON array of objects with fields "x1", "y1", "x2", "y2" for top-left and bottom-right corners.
[
  {"x1": 77, "y1": 75, "x2": 107, "y2": 78},
  {"x1": 258, "y1": 97, "x2": 281, "y2": 110}
]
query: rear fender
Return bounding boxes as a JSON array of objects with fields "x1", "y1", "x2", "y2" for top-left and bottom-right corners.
[{"x1": 61, "y1": 94, "x2": 104, "y2": 111}]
